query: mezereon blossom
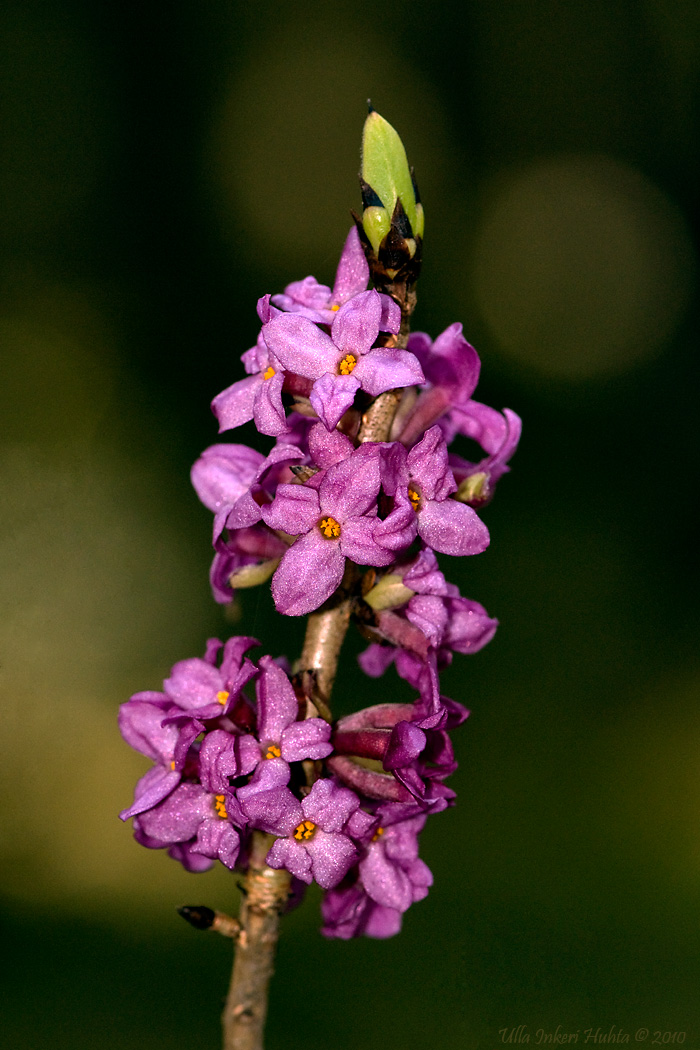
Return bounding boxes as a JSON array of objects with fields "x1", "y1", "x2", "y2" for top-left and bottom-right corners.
[{"x1": 118, "y1": 107, "x2": 521, "y2": 1050}]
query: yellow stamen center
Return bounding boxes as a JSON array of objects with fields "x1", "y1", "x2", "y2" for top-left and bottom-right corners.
[
  {"x1": 408, "y1": 486, "x2": 421, "y2": 512},
  {"x1": 372, "y1": 826, "x2": 385, "y2": 842},
  {"x1": 294, "y1": 820, "x2": 316, "y2": 841},
  {"x1": 338, "y1": 353, "x2": 357, "y2": 375},
  {"x1": 214, "y1": 794, "x2": 228, "y2": 819},
  {"x1": 263, "y1": 365, "x2": 275, "y2": 380},
  {"x1": 216, "y1": 690, "x2": 230, "y2": 705},
  {"x1": 330, "y1": 304, "x2": 340, "y2": 312},
  {"x1": 170, "y1": 760, "x2": 176, "y2": 771},
  {"x1": 319, "y1": 516, "x2": 341, "y2": 539},
  {"x1": 265, "y1": 744, "x2": 282, "y2": 760}
]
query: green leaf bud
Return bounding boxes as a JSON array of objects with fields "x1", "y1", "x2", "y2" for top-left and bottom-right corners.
[{"x1": 361, "y1": 110, "x2": 420, "y2": 254}]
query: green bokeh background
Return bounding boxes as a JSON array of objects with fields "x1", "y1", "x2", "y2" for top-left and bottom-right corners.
[{"x1": 2, "y1": 1, "x2": 699, "y2": 1047}]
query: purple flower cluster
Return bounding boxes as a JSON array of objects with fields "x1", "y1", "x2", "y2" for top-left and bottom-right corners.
[
  {"x1": 118, "y1": 633, "x2": 467, "y2": 937},
  {"x1": 119, "y1": 226, "x2": 520, "y2": 938},
  {"x1": 191, "y1": 227, "x2": 519, "y2": 619}
]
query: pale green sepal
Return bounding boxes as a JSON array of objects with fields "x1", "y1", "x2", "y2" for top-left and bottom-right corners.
[
  {"x1": 361, "y1": 111, "x2": 418, "y2": 239},
  {"x1": 364, "y1": 573, "x2": 416, "y2": 611},
  {"x1": 228, "y1": 558, "x2": 280, "y2": 589}
]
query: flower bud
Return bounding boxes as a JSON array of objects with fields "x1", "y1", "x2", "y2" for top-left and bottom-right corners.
[
  {"x1": 454, "y1": 472, "x2": 489, "y2": 505},
  {"x1": 228, "y1": 558, "x2": 280, "y2": 589},
  {"x1": 363, "y1": 573, "x2": 416, "y2": 611}
]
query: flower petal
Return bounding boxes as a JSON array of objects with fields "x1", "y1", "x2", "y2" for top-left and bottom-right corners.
[
  {"x1": 261, "y1": 483, "x2": 320, "y2": 535},
  {"x1": 226, "y1": 443, "x2": 304, "y2": 530},
  {"x1": 363, "y1": 903, "x2": 404, "y2": 938},
  {"x1": 309, "y1": 373, "x2": 360, "y2": 430},
  {"x1": 331, "y1": 289, "x2": 382, "y2": 356},
  {"x1": 256, "y1": 655, "x2": 298, "y2": 743},
  {"x1": 136, "y1": 783, "x2": 212, "y2": 844},
  {"x1": 444, "y1": 598, "x2": 498, "y2": 653},
  {"x1": 118, "y1": 697, "x2": 176, "y2": 763},
  {"x1": 383, "y1": 721, "x2": 427, "y2": 771},
  {"x1": 417, "y1": 499, "x2": 490, "y2": 556},
  {"x1": 331, "y1": 226, "x2": 369, "y2": 305},
  {"x1": 212, "y1": 375, "x2": 259, "y2": 432},
  {"x1": 280, "y1": 719, "x2": 333, "y2": 762},
  {"x1": 266, "y1": 837, "x2": 313, "y2": 883},
  {"x1": 191, "y1": 818, "x2": 241, "y2": 870},
  {"x1": 164, "y1": 658, "x2": 222, "y2": 710},
  {"x1": 263, "y1": 313, "x2": 338, "y2": 379},
  {"x1": 405, "y1": 594, "x2": 449, "y2": 648},
  {"x1": 307, "y1": 831, "x2": 358, "y2": 889},
  {"x1": 378, "y1": 294, "x2": 401, "y2": 334},
  {"x1": 407, "y1": 425, "x2": 455, "y2": 502},
  {"x1": 199, "y1": 729, "x2": 247, "y2": 794},
  {"x1": 237, "y1": 762, "x2": 302, "y2": 837},
  {"x1": 191, "y1": 443, "x2": 264, "y2": 513},
  {"x1": 357, "y1": 644, "x2": 397, "y2": 678},
  {"x1": 353, "y1": 346, "x2": 425, "y2": 396},
  {"x1": 302, "y1": 778, "x2": 360, "y2": 833},
  {"x1": 270, "y1": 530, "x2": 345, "y2": 616},
  {"x1": 411, "y1": 322, "x2": 481, "y2": 402},
  {"x1": 252, "y1": 371, "x2": 287, "y2": 436},
  {"x1": 119, "y1": 765, "x2": 181, "y2": 821},
  {"x1": 318, "y1": 444, "x2": 381, "y2": 521},
  {"x1": 339, "y1": 517, "x2": 396, "y2": 567},
  {"x1": 308, "y1": 422, "x2": 354, "y2": 468},
  {"x1": 360, "y1": 844, "x2": 413, "y2": 911},
  {"x1": 276, "y1": 275, "x2": 331, "y2": 313}
]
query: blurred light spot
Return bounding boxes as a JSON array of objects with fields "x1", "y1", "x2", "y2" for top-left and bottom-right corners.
[
  {"x1": 0, "y1": 284, "x2": 222, "y2": 911},
  {"x1": 470, "y1": 155, "x2": 695, "y2": 378},
  {"x1": 591, "y1": 672, "x2": 700, "y2": 889},
  {"x1": 0, "y1": 443, "x2": 220, "y2": 911},
  {"x1": 207, "y1": 18, "x2": 449, "y2": 270}
]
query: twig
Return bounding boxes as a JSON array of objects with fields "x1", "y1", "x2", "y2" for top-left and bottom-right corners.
[
  {"x1": 178, "y1": 905, "x2": 241, "y2": 939},
  {"x1": 223, "y1": 833, "x2": 291, "y2": 1050}
]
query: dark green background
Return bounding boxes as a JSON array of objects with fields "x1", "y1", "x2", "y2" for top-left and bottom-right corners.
[{"x1": 2, "y1": 1, "x2": 699, "y2": 1047}]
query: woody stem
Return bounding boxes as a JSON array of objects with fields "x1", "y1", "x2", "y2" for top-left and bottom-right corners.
[{"x1": 223, "y1": 833, "x2": 291, "y2": 1050}]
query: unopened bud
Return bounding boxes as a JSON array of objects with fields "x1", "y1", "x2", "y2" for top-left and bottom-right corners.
[
  {"x1": 228, "y1": 558, "x2": 280, "y2": 589},
  {"x1": 364, "y1": 573, "x2": 415, "y2": 611},
  {"x1": 454, "y1": 472, "x2": 489, "y2": 504},
  {"x1": 361, "y1": 109, "x2": 421, "y2": 254},
  {"x1": 178, "y1": 906, "x2": 240, "y2": 939}
]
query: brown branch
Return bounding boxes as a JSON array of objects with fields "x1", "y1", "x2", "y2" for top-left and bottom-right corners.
[
  {"x1": 357, "y1": 389, "x2": 403, "y2": 444},
  {"x1": 299, "y1": 600, "x2": 353, "y2": 703},
  {"x1": 223, "y1": 833, "x2": 291, "y2": 1050},
  {"x1": 178, "y1": 905, "x2": 241, "y2": 939}
]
